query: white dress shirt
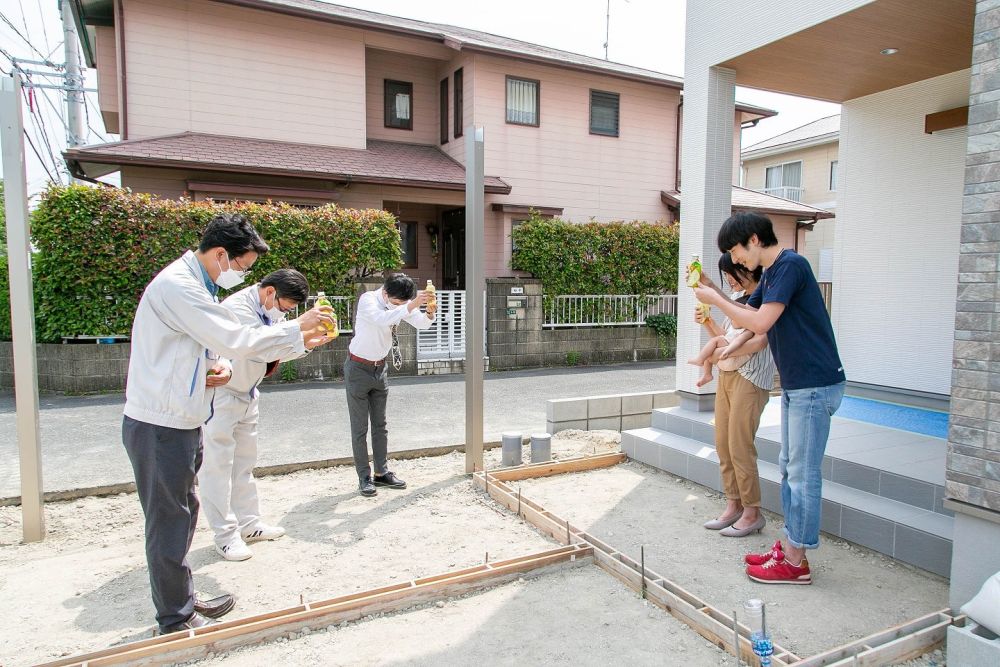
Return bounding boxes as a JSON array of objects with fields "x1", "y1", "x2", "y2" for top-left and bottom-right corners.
[{"x1": 348, "y1": 288, "x2": 434, "y2": 360}]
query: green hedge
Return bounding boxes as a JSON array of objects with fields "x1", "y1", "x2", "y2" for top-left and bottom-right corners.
[
  {"x1": 0, "y1": 185, "x2": 402, "y2": 342},
  {"x1": 511, "y1": 213, "x2": 679, "y2": 295}
]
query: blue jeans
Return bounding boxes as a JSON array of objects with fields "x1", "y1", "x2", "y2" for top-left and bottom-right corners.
[{"x1": 779, "y1": 382, "x2": 845, "y2": 549}]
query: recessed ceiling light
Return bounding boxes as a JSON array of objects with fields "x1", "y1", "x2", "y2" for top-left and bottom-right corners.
[{"x1": 880, "y1": 48, "x2": 899, "y2": 55}]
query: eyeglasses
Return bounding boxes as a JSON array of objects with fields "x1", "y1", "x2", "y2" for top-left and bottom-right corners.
[{"x1": 231, "y1": 255, "x2": 251, "y2": 276}]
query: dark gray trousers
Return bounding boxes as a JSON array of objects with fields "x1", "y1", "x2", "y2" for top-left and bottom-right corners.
[
  {"x1": 344, "y1": 358, "x2": 390, "y2": 481},
  {"x1": 122, "y1": 415, "x2": 202, "y2": 628}
]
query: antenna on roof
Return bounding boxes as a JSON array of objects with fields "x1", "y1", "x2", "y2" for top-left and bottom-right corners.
[{"x1": 604, "y1": 0, "x2": 629, "y2": 60}]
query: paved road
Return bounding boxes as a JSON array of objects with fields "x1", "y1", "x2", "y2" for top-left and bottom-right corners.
[{"x1": 0, "y1": 362, "x2": 675, "y2": 496}]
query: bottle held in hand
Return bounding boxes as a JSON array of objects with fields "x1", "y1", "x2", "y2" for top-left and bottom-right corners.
[
  {"x1": 315, "y1": 292, "x2": 339, "y2": 339},
  {"x1": 425, "y1": 280, "x2": 437, "y2": 314}
]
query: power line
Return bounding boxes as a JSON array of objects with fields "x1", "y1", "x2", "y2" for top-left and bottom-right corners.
[
  {"x1": 84, "y1": 92, "x2": 111, "y2": 143},
  {"x1": 34, "y1": 0, "x2": 52, "y2": 55},
  {"x1": 23, "y1": 128, "x2": 58, "y2": 184},
  {"x1": 0, "y1": 10, "x2": 51, "y2": 63},
  {"x1": 22, "y1": 85, "x2": 64, "y2": 183}
]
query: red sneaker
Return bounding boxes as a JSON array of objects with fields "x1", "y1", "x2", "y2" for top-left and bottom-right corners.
[
  {"x1": 744, "y1": 540, "x2": 783, "y2": 566},
  {"x1": 746, "y1": 549, "x2": 812, "y2": 585}
]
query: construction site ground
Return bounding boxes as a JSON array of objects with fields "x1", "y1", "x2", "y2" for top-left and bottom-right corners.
[{"x1": 0, "y1": 431, "x2": 948, "y2": 666}]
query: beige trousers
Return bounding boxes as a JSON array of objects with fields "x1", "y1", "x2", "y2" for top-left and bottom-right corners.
[{"x1": 714, "y1": 370, "x2": 770, "y2": 507}]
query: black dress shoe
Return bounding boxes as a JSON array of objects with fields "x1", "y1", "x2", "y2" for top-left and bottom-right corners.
[
  {"x1": 194, "y1": 593, "x2": 235, "y2": 619},
  {"x1": 359, "y1": 476, "x2": 378, "y2": 496},
  {"x1": 373, "y1": 471, "x2": 407, "y2": 489},
  {"x1": 158, "y1": 611, "x2": 217, "y2": 635}
]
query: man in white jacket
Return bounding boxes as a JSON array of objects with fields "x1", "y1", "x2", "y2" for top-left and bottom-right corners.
[
  {"x1": 346, "y1": 273, "x2": 434, "y2": 496},
  {"x1": 200, "y1": 269, "x2": 314, "y2": 561},
  {"x1": 123, "y1": 214, "x2": 332, "y2": 635}
]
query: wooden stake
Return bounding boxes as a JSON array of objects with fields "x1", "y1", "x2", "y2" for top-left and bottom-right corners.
[{"x1": 640, "y1": 546, "x2": 646, "y2": 600}]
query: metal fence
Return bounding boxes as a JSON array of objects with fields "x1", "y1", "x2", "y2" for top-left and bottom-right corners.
[
  {"x1": 544, "y1": 294, "x2": 678, "y2": 329},
  {"x1": 288, "y1": 294, "x2": 355, "y2": 334}
]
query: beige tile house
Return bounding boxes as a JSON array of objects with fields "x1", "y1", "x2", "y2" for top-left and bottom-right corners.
[
  {"x1": 65, "y1": 0, "x2": 824, "y2": 288},
  {"x1": 741, "y1": 115, "x2": 840, "y2": 283}
]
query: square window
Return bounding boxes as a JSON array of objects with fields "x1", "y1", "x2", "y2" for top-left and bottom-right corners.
[
  {"x1": 590, "y1": 90, "x2": 620, "y2": 137},
  {"x1": 384, "y1": 80, "x2": 413, "y2": 130},
  {"x1": 506, "y1": 76, "x2": 539, "y2": 126}
]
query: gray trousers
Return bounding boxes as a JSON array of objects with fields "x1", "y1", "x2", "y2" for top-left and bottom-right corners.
[
  {"x1": 344, "y1": 358, "x2": 390, "y2": 481},
  {"x1": 122, "y1": 415, "x2": 202, "y2": 628}
]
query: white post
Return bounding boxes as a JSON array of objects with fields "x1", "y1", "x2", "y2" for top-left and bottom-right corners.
[
  {"x1": 62, "y1": 0, "x2": 86, "y2": 155},
  {"x1": 675, "y1": 65, "x2": 736, "y2": 410},
  {"x1": 1, "y1": 74, "x2": 46, "y2": 542},
  {"x1": 464, "y1": 126, "x2": 485, "y2": 473}
]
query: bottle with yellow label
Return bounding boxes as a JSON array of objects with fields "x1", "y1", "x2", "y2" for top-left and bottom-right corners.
[
  {"x1": 688, "y1": 254, "x2": 711, "y2": 319},
  {"x1": 687, "y1": 253, "x2": 703, "y2": 288},
  {"x1": 315, "y1": 292, "x2": 339, "y2": 339},
  {"x1": 425, "y1": 280, "x2": 437, "y2": 314}
]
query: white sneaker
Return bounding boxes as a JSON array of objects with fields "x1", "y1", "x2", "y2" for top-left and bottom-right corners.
[
  {"x1": 241, "y1": 523, "x2": 285, "y2": 544},
  {"x1": 215, "y1": 539, "x2": 252, "y2": 561}
]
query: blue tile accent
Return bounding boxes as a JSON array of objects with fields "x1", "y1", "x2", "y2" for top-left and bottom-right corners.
[{"x1": 836, "y1": 396, "x2": 949, "y2": 439}]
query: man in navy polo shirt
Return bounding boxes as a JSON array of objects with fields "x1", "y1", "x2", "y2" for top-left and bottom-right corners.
[{"x1": 694, "y1": 211, "x2": 846, "y2": 585}]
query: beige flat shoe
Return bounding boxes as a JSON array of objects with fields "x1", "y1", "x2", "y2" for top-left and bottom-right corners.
[
  {"x1": 719, "y1": 515, "x2": 766, "y2": 537},
  {"x1": 703, "y1": 510, "x2": 743, "y2": 530}
]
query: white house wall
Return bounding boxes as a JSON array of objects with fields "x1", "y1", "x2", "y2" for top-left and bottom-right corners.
[{"x1": 834, "y1": 69, "x2": 970, "y2": 396}]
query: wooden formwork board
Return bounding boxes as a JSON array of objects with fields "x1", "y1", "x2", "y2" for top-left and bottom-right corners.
[
  {"x1": 38, "y1": 544, "x2": 593, "y2": 667},
  {"x1": 477, "y1": 455, "x2": 958, "y2": 667}
]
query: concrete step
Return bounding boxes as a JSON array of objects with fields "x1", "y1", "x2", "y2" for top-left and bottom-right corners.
[
  {"x1": 622, "y1": 427, "x2": 953, "y2": 577},
  {"x1": 653, "y1": 406, "x2": 951, "y2": 518}
]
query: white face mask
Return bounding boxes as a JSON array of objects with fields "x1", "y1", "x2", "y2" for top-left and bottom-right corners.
[
  {"x1": 263, "y1": 291, "x2": 284, "y2": 323},
  {"x1": 215, "y1": 254, "x2": 246, "y2": 290}
]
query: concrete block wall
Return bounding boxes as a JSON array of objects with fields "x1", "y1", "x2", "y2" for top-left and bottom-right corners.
[
  {"x1": 546, "y1": 390, "x2": 678, "y2": 433},
  {"x1": 487, "y1": 278, "x2": 668, "y2": 370}
]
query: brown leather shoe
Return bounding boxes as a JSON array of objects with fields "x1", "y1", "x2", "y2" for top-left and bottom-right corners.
[
  {"x1": 158, "y1": 611, "x2": 217, "y2": 635},
  {"x1": 194, "y1": 593, "x2": 236, "y2": 619}
]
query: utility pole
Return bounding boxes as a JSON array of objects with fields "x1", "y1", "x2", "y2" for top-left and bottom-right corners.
[
  {"x1": 604, "y1": 0, "x2": 610, "y2": 60},
  {"x1": 61, "y1": 0, "x2": 86, "y2": 179}
]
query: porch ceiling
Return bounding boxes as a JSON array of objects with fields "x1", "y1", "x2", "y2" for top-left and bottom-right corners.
[{"x1": 718, "y1": 0, "x2": 975, "y2": 103}]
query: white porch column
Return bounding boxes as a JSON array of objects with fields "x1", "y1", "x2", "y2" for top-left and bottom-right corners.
[{"x1": 675, "y1": 65, "x2": 736, "y2": 409}]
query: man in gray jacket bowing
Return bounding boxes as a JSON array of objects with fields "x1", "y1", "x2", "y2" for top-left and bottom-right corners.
[{"x1": 123, "y1": 214, "x2": 332, "y2": 635}]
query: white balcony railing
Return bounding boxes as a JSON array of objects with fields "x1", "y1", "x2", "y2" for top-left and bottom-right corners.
[{"x1": 760, "y1": 186, "x2": 804, "y2": 202}]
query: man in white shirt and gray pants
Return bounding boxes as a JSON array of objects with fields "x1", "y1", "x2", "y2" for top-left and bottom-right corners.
[
  {"x1": 346, "y1": 274, "x2": 433, "y2": 496},
  {"x1": 123, "y1": 214, "x2": 332, "y2": 634},
  {"x1": 201, "y1": 269, "x2": 316, "y2": 562}
]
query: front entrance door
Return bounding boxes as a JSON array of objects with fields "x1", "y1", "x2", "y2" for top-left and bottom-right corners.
[{"x1": 441, "y1": 208, "x2": 465, "y2": 290}]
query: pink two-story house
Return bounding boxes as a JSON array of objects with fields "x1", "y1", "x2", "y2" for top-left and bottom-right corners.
[{"x1": 65, "y1": 0, "x2": 825, "y2": 288}]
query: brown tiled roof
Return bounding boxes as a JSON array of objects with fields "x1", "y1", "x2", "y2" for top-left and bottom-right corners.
[
  {"x1": 65, "y1": 132, "x2": 512, "y2": 194},
  {"x1": 660, "y1": 186, "x2": 834, "y2": 221}
]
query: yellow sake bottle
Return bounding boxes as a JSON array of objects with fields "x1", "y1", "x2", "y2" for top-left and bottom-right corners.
[
  {"x1": 688, "y1": 254, "x2": 711, "y2": 319},
  {"x1": 425, "y1": 279, "x2": 437, "y2": 311},
  {"x1": 315, "y1": 292, "x2": 339, "y2": 339},
  {"x1": 687, "y1": 253, "x2": 703, "y2": 288}
]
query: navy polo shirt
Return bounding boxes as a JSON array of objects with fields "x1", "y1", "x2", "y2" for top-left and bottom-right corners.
[{"x1": 747, "y1": 249, "x2": 845, "y2": 390}]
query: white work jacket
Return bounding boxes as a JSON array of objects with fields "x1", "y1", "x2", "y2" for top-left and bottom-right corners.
[{"x1": 123, "y1": 251, "x2": 305, "y2": 430}]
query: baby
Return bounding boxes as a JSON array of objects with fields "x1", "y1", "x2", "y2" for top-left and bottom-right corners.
[{"x1": 688, "y1": 326, "x2": 758, "y2": 387}]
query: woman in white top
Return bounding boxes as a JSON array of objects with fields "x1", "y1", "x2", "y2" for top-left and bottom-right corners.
[{"x1": 698, "y1": 253, "x2": 776, "y2": 537}]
